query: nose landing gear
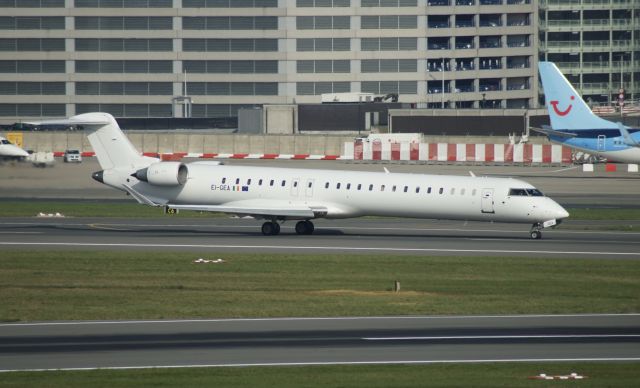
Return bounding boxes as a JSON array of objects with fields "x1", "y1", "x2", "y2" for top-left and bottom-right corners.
[{"x1": 530, "y1": 223, "x2": 543, "y2": 240}]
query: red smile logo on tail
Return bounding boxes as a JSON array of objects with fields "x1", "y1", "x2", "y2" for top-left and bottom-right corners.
[{"x1": 550, "y1": 96, "x2": 575, "y2": 116}]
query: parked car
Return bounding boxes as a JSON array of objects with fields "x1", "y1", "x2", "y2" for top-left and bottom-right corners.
[{"x1": 63, "y1": 149, "x2": 82, "y2": 163}]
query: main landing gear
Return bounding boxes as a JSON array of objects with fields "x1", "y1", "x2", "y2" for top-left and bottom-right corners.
[
  {"x1": 261, "y1": 221, "x2": 281, "y2": 236},
  {"x1": 530, "y1": 223, "x2": 543, "y2": 240},
  {"x1": 260, "y1": 220, "x2": 315, "y2": 236},
  {"x1": 295, "y1": 220, "x2": 314, "y2": 235}
]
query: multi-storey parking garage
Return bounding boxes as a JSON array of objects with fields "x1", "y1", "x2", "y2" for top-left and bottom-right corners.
[
  {"x1": 2, "y1": 0, "x2": 634, "y2": 123},
  {"x1": 539, "y1": 0, "x2": 640, "y2": 105}
]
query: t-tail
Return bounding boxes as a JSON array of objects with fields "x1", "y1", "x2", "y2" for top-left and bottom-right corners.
[
  {"x1": 28, "y1": 112, "x2": 157, "y2": 170},
  {"x1": 538, "y1": 61, "x2": 617, "y2": 131}
]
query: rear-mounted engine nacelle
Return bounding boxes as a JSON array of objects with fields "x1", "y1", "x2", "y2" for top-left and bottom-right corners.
[{"x1": 134, "y1": 162, "x2": 188, "y2": 186}]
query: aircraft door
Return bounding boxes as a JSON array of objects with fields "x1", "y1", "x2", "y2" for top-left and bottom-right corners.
[
  {"x1": 481, "y1": 188, "x2": 495, "y2": 213},
  {"x1": 305, "y1": 179, "x2": 315, "y2": 197},
  {"x1": 291, "y1": 178, "x2": 300, "y2": 197},
  {"x1": 597, "y1": 135, "x2": 606, "y2": 151}
]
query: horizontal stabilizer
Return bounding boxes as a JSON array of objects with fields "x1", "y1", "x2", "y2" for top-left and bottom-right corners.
[
  {"x1": 168, "y1": 204, "x2": 322, "y2": 219},
  {"x1": 530, "y1": 126, "x2": 577, "y2": 139},
  {"x1": 25, "y1": 116, "x2": 111, "y2": 127}
]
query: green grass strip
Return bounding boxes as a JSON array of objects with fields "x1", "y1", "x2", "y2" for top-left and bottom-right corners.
[
  {"x1": 1, "y1": 363, "x2": 639, "y2": 387},
  {"x1": 1, "y1": 251, "x2": 638, "y2": 322}
]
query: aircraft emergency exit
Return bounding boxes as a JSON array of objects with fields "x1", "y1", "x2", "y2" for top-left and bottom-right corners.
[
  {"x1": 31, "y1": 113, "x2": 569, "y2": 239},
  {"x1": 536, "y1": 61, "x2": 640, "y2": 163}
]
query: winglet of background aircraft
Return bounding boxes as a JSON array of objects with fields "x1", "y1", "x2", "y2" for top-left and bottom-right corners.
[{"x1": 618, "y1": 123, "x2": 640, "y2": 148}]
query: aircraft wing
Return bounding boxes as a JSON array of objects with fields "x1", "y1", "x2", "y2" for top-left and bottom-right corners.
[
  {"x1": 168, "y1": 204, "x2": 325, "y2": 219},
  {"x1": 530, "y1": 126, "x2": 577, "y2": 138}
]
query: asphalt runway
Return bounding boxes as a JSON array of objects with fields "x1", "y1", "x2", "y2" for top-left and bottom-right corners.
[
  {"x1": 1, "y1": 314, "x2": 639, "y2": 371},
  {"x1": 1, "y1": 217, "x2": 640, "y2": 258},
  {"x1": 1, "y1": 160, "x2": 639, "y2": 373}
]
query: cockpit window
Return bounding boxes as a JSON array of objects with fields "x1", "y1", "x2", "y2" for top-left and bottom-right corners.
[
  {"x1": 509, "y1": 188, "x2": 545, "y2": 197},
  {"x1": 1, "y1": 140, "x2": 10, "y2": 145},
  {"x1": 526, "y1": 188, "x2": 544, "y2": 197}
]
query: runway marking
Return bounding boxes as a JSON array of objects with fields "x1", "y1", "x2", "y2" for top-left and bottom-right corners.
[
  {"x1": 2, "y1": 358, "x2": 640, "y2": 373},
  {"x1": 2, "y1": 221, "x2": 639, "y2": 236},
  {"x1": 1, "y1": 313, "x2": 639, "y2": 327},
  {"x1": 1, "y1": 241, "x2": 639, "y2": 257},
  {"x1": 88, "y1": 223, "x2": 132, "y2": 232},
  {"x1": 364, "y1": 334, "x2": 640, "y2": 341}
]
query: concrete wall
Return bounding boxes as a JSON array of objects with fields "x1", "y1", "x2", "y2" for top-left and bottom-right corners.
[{"x1": 6, "y1": 131, "x2": 357, "y2": 156}]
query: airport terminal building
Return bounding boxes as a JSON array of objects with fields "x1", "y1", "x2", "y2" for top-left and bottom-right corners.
[{"x1": 0, "y1": 0, "x2": 637, "y2": 122}]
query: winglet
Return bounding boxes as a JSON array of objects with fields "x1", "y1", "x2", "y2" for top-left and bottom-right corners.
[{"x1": 617, "y1": 122, "x2": 640, "y2": 148}]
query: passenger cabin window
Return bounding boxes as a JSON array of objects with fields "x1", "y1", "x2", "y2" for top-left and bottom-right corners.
[
  {"x1": 357, "y1": 184, "x2": 362, "y2": 190},
  {"x1": 293, "y1": 181, "x2": 298, "y2": 187},
  {"x1": 270, "y1": 179, "x2": 274, "y2": 186},
  {"x1": 415, "y1": 187, "x2": 420, "y2": 193},
  {"x1": 451, "y1": 188, "x2": 455, "y2": 195},
  {"x1": 235, "y1": 178, "x2": 240, "y2": 184},
  {"x1": 369, "y1": 184, "x2": 373, "y2": 191},
  {"x1": 403, "y1": 186, "x2": 408, "y2": 193},
  {"x1": 281, "y1": 180, "x2": 286, "y2": 187},
  {"x1": 259, "y1": 179, "x2": 263, "y2": 185},
  {"x1": 308, "y1": 182, "x2": 312, "y2": 188},
  {"x1": 472, "y1": 189, "x2": 477, "y2": 196},
  {"x1": 325, "y1": 182, "x2": 329, "y2": 189},
  {"x1": 439, "y1": 188, "x2": 444, "y2": 194},
  {"x1": 427, "y1": 187, "x2": 432, "y2": 194},
  {"x1": 461, "y1": 188, "x2": 466, "y2": 195},
  {"x1": 392, "y1": 186, "x2": 396, "y2": 192},
  {"x1": 346, "y1": 183, "x2": 351, "y2": 190},
  {"x1": 336, "y1": 183, "x2": 341, "y2": 189},
  {"x1": 222, "y1": 177, "x2": 227, "y2": 184},
  {"x1": 381, "y1": 185, "x2": 385, "y2": 191},
  {"x1": 247, "y1": 179, "x2": 252, "y2": 185}
]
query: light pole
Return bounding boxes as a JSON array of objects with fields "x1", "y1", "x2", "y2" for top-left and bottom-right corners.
[{"x1": 441, "y1": 57, "x2": 445, "y2": 109}]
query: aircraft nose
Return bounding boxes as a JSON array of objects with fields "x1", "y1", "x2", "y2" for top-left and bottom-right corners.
[{"x1": 554, "y1": 204, "x2": 570, "y2": 220}]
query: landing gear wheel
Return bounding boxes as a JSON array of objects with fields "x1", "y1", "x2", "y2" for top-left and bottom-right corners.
[
  {"x1": 295, "y1": 220, "x2": 315, "y2": 235},
  {"x1": 530, "y1": 230, "x2": 542, "y2": 240},
  {"x1": 261, "y1": 221, "x2": 280, "y2": 236}
]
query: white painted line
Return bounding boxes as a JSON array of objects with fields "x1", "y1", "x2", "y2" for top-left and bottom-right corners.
[
  {"x1": 1, "y1": 313, "x2": 638, "y2": 327},
  {"x1": 0, "y1": 241, "x2": 638, "y2": 256},
  {"x1": 364, "y1": 334, "x2": 640, "y2": 341},
  {"x1": 2, "y1": 358, "x2": 640, "y2": 373}
]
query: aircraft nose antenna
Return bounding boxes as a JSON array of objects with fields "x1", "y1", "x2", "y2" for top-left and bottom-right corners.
[{"x1": 91, "y1": 170, "x2": 104, "y2": 183}]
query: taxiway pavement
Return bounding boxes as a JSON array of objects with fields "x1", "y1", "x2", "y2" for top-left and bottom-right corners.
[{"x1": 1, "y1": 314, "x2": 639, "y2": 371}]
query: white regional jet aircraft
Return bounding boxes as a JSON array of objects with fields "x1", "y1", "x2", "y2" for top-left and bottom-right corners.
[
  {"x1": 31, "y1": 113, "x2": 569, "y2": 239},
  {"x1": 0, "y1": 135, "x2": 29, "y2": 161}
]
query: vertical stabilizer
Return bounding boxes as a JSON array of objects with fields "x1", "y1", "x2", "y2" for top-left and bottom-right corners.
[
  {"x1": 539, "y1": 62, "x2": 617, "y2": 130},
  {"x1": 29, "y1": 112, "x2": 153, "y2": 170}
]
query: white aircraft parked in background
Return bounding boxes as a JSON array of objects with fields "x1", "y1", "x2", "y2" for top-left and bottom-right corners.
[
  {"x1": 0, "y1": 135, "x2": 29, "y2": 161},
  {"x1": 31, "y1": 113, "x2": 569, "y2": 239}
]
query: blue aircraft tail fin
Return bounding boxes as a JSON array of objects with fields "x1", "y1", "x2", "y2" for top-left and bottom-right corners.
[{"x1": 538, "y1": 62, "x2": 617, "y2": 130}]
